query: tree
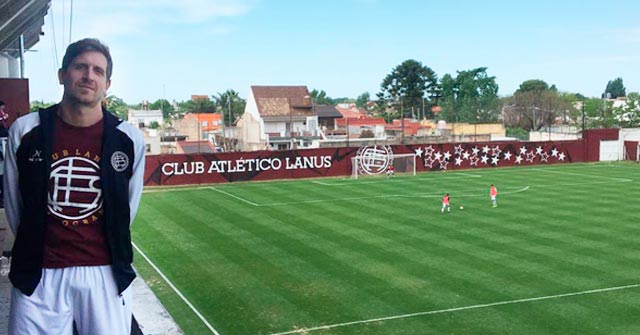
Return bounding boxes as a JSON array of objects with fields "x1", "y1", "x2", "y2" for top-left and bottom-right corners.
[
  {"x1": 517, "y1": 79, "x2": 549, "y2": 93},
  {"x1": 149, "y1": 99, "x2": 175, "y2": 120},
  {"x1": 214, "y1": 90, "x2": 246, "y2": 126},
  {"x1": 378, "y1": 59, "x2": 438, "y2": 120},
  {"x1": 104, "y1": 95, "x2": 129, "y2": 119},
  {"x1": 604, "y1": 77, "x2": 626, "y2": 98},
  {"x1": 359, "y1": 129, "x2": 375, "y2": 138},
  {"x1": 30, "y1": 100, "x2": 55, "y2": 113},
  {"x1": 355, "y1": 92, "x2": 370, "y2": 109},
  {"x1": 612, "y1": 92, "x2": 640, "y2": 128},
  {"x1": 310, "y1": 89, "x2": 334, "y2": 105},
  {"x1": 503, "y1": 80, "x2": 571, "y2": 131},
  {"x1": 438, "y1": 67, "x2": 500, "y2": 123},
  {"x1": 182, "y1": 96, "x2": 216, "y2": 114}
]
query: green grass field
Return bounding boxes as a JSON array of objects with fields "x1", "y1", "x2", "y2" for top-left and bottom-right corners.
[{"x1": 132, "y1": 162, "x2": 640, "y2": 335}]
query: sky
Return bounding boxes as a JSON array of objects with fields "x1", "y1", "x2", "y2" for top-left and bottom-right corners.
[{"x1": 25, "y1": 0, "x2": 640, "y2": 104}]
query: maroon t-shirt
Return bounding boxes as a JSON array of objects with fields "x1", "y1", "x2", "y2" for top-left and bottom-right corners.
[{"x1": 42, "y1": 116, "x2": 111, "y2": 268}]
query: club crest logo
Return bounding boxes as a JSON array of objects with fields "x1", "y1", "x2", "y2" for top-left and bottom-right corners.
[
  {"x1": 48, "y1": 156, "x2": 102, "y2": 220},
  {"x1": 355, "y1": 145, "x2": 393, "y2": 175},
  {"x1": 111, "y1": 151, "x2": 129, "y2": 172}
]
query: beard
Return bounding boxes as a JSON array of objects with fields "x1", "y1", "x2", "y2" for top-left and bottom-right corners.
[{"x1": 64, "y1": 86, "x2": 104, "y2": 108}]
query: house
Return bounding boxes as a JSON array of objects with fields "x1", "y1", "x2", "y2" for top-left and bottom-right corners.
[
  {"x1": 173, "y1": 113, "x2": 222, "y2": 142},
  {"x1": 236, "y1": 85, "x2": 320, "y2": 151},
  {"x1": 336, "y1": 117, "x2": 387, "y2": 138},
  {"x1": 128, "y1": 101, "x2": 163, "y2": 128},
  {"x1": 335, "y1": 104, "x2": 368, "y2": 119},
  {"x1": 315, "y1": 104, "x2": 342, "y2": 131}
]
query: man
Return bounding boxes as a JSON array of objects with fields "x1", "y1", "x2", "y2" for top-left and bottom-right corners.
[
  {"x1": 4, "y1": 38, "x2": 145, "y2": 334},
  {"x1": 386, "y1": 164, "x2": 394, "y2": 178},
  {"x1": 441, "y1": 193, "x2": 450, "y2": 213},
  {"x1": 0, "y1": 101, "x2": 7, "y2": 206},
  {"x1": 490, "y1": 184, "x2": 498, "y2": 207},
  {"x1": 0, "y1": 100, "x2": 8, "y2": 130}
]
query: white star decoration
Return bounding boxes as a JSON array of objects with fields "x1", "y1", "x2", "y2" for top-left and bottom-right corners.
[
  {"x1": 424, "y1": 146, "x2": 435, "y2": 157},
  {"x1": 424, "y1": 158, "x2": 436, "y2": 168},
  {"x1": 540, "y1": 152, "x2": 550, "y2": 162},
  {"x1": 491, "y1": 145, "x2": 502, "y2": 156},
  {"x1": 414, "y1": 147, "x2": 424, "y2": 157},
  {"x1": 454, "y1": 145, "x2": 463, "y2": 156},
  {"x1": 515, "y1": 155, "x2": 523, "y2": 164},
  {"x1": 519, "y1": 146, "x2": 527, "y2": 155},
  {"x1": 425, "y1": 144, "x2": 567, "y2": 169}
]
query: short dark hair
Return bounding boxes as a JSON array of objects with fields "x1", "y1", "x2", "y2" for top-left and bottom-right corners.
[
  {"x1": 61, "y1": 38, "x2": 113, "y2": 80},
  {"x1": 0, "y1": 101, "x2": 5, "y2": 107}
]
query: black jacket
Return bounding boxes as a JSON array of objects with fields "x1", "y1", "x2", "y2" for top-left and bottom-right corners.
[{"x1": 4, "y1": 105, "x2": 145, "y2": 295}]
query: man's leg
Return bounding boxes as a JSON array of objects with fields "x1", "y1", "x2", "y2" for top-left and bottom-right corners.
[
  {"x1": 71, "y1": 266, "x2": 133, "y2": 335},
  {"x1": 9, "y1": 269, "x2": 74, "y2": 335}
]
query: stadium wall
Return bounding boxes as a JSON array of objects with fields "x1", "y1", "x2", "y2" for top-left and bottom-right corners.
[{"x1": 144, "y1": 138, "x2": 600, "y2": 186}]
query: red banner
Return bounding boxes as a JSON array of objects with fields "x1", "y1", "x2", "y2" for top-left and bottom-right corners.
[{"x1": 144, "y1": 140, "x2": 588, "y2": 186}]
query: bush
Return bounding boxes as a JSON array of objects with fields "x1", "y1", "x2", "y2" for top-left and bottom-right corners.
[{"x1": 506, "y1": 127, "x2": 528, "y2": 140}]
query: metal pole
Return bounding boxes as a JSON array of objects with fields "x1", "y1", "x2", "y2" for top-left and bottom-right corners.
[
  {"x1": 221, "y1": 96, "x2": 226, "y2": 150},
  {"x1": 400, "y1": 99, "x2": 404, "y2": 144},
  {"x1": 19, "y1": 34, "x2": 25, "y2": 78},
  {"x1": 228, "y1": 97, "x2": 231, "y2": 150},
  {"x1": 581, "y1": 101, "x2": 585, "y2": 134},
  {"x1": 346, "y1": 117, "x2": 349, "y2": 147}
]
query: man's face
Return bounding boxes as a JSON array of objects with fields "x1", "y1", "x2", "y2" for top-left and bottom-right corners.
[{"x1": 58, "y1": 51, "x2": 111, "y2": 107}]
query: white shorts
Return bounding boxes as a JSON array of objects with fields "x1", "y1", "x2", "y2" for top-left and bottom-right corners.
[
  {"x1": 491, "y1": 195, "x2": 496, "y2": 201},
  {"x1": 9, "y1": 265, "x2": 132, "y2": 335}
]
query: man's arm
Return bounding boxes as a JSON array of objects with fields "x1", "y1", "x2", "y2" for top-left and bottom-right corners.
[
  {"x1": 128, "y1": 129, "x2": 146, "y2": 225},
  {"x1": 4, "y1": 125, "x2": 23, "y2": 233}
]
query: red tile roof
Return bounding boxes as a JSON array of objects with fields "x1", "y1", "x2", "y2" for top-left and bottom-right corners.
[{"x1": 335, "y1": 106, "x2": 368, "y2": 119}]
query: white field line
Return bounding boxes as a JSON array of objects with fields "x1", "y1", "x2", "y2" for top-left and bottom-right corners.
[
  {"x1": 265, "y1": 283, "x2": 640, "y2": 335},
  {"x1": 208, "y1": 187, "x2": 260, "y2": 207},
  {"x1": 132, "y1": 242, "x2": 222, "y2": 335}
]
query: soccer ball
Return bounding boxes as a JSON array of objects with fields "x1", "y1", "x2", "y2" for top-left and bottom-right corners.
[{"x1": 459, "y1": 206, "x2": 464, "y2": 210}]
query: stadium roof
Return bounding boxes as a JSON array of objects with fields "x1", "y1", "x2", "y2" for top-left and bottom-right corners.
[{"x1": 0, "y1": 0, "x2": 51, "y2": 57}]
